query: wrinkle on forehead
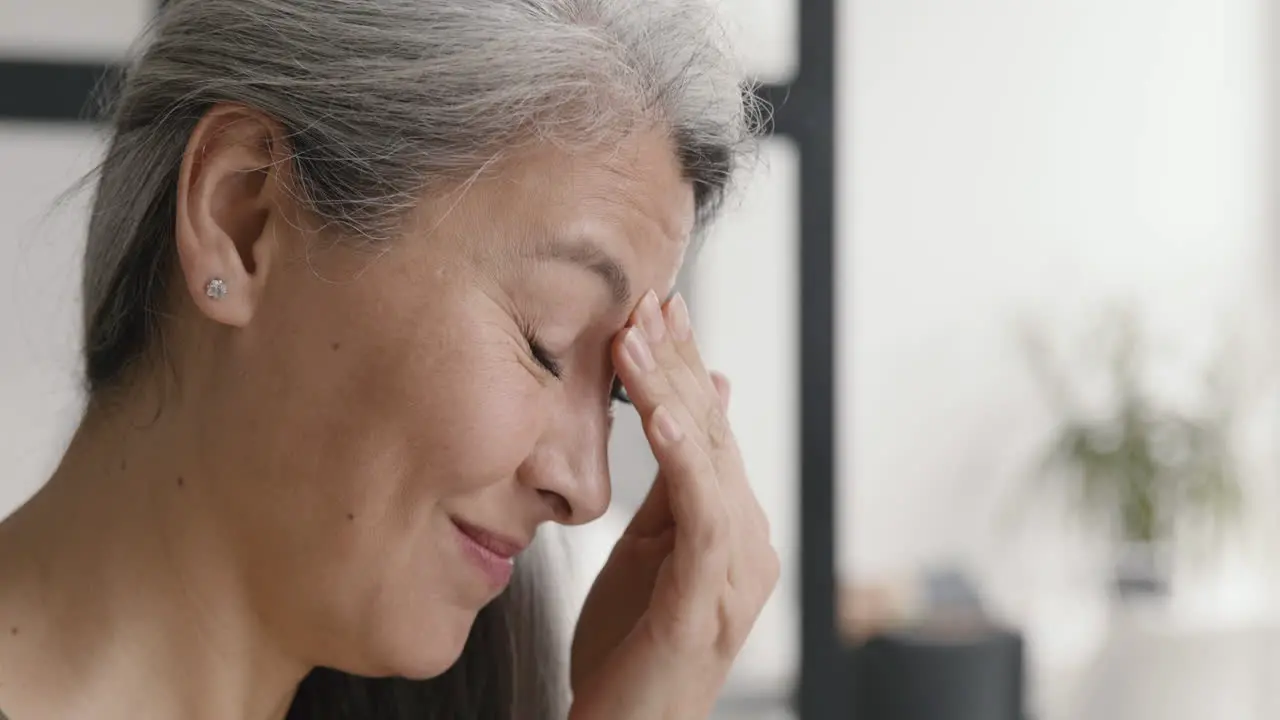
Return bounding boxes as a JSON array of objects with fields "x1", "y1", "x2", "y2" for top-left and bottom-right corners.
[{"x1": 411, "y1": 129, "x2": 695, "y2": 300}]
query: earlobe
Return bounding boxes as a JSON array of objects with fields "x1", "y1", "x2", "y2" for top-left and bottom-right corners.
[
  {"x1": 203, "y1": 277, "x2": 229, "y2": 301},
  {"x1": 174, "y1": 104, "x2": 286, "y2": 328}
]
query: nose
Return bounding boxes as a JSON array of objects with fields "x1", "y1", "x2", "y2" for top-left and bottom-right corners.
[{"x1": 517, "y1": 393, "x2": 612, "y2": 526}]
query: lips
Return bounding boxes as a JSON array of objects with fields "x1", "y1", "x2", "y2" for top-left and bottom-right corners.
[{"x1": 452, "y1": 519, "x2": 527, "y2": 589}]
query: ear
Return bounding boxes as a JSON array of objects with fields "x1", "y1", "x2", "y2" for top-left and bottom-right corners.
[{"x1": 175, "y1": 104, "x2": 289, "y2": 328}]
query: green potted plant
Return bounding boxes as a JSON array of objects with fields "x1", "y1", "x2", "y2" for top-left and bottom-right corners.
[{"x1": 1020, "y1": 308, "x2": 1241, "y2": 600}]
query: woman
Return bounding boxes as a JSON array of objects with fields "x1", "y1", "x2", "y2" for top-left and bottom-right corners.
[{"x1": 0, "y1": 0, "x2": 778, "y2": 718}]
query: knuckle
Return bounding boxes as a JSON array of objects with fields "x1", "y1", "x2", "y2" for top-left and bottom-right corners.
[
  {"x1": 704, "y1": 405, "x2": 732, "y2": 451},
  {"x1": 719, "y1": 594, "x2": 758, "y2": 649},
  {"x1": 692, "y1": 508, "x2": 730, "y2": 554},
  {"x1": 715, "y1": 603, "x2": 742, "y2": 651},
  {"x1": 655, "y1": 606, "x2": 706, "y2": 652},
  {"x1": 642, "y1": 389, "x2": 682, "y2": 424},
  {"x1": 682, "y1": 439, "x2": 717, "y2": 476},
  {"x1": 640, "y1": 367, "x2": 675, "y2": 400},
  {"x1": 652, "y1": 333, "x2": 683, "y2": 368}
]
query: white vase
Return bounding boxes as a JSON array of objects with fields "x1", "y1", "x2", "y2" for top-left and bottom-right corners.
[{"x1": 1111, "y1": 539, "x2": 1172, "y2": 602}]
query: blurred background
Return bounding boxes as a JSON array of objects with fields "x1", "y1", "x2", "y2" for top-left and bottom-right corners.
[{"x1": 2, "y1": 1, "x2": 1278, "y2": 719}]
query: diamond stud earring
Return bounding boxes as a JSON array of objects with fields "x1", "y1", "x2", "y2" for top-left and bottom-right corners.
[{"x1": 204, "y1": 278, "x2": 228, "y2": 300}]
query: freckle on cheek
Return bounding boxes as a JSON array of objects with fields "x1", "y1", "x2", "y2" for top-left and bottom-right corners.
[
  {"x1": 331, "y1": 342, "x2": 342, "y2": 351},
  {"x1": 176, "y1": 476, "x2": 185, "y2": 488}
]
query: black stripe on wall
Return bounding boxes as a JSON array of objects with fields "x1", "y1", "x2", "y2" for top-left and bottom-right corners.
[
  {"x1": 0, "y1": 59, "x2": 804, "y2": 137},
  {"x1": 0, "y1": 59, "x2": 119, "y2": 122}
]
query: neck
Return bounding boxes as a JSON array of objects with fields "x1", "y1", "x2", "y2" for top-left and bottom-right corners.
[{"x1": 0, "y1": 397, "x2": 309, "y2": 720}]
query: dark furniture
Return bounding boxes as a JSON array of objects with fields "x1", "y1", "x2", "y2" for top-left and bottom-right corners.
[{"x1": 850, "y1": 627, "x2": 1026, "y2": 720}]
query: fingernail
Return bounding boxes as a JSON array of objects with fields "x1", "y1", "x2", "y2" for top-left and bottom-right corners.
[
  {"x1": 639, "y1": 290, "x2": 665, "y2": 343},
  {"x1": 624, "y1": 327, "x2": 655, "y2": 371},
  {"x1": 667, "y1": 293, "x2": 691, "y2": 341},
  {"x1": 652, "y1": 405, "x2": 684, "y2": 445},
  {"x1": 713, "y1": 373, "x2": 732, "y2": 408}
]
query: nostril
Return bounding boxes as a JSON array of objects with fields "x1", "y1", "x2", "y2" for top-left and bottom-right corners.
[{"x1": 538, "y1": 489, "x2": 572, "y2": 522}]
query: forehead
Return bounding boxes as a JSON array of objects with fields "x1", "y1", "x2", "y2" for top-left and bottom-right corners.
[{"x1": 437, "y1": 130, "x2": 696, "y2": 296}]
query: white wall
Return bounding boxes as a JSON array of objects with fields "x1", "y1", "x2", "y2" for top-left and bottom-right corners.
[
  {"x1": 0, "y1": 0, "x2": 146, "y2": 60},
  {"x1": 839, "y1": 0, "x2": 1279, "y2": 709},
  {"x1": 0, "y1": 0, "x2": 146, "y2": 513},
  {"x1": 0, "y1": 125, "x2": 102, "y2": 514}
]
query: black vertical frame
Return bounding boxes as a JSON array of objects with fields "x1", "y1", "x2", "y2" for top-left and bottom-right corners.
[
  {"x1": 793, "y1": 0, "x2": 840, "y2": 717},
  {"x1": 0, "y1": 0, "x2": 840, "y2": 717},
  {"x1": 754, "y1": 0, "x2": 840, "y2": 716}
]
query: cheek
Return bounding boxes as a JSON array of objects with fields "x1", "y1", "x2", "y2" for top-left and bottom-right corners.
[
  {"x1": 272, "y1": 324, "x2": 546, "y2": 518},
  {"x1": 213, "y1": 269, "x2": 546, "y2": 540},
  {"x1": 402, "y1": 333, "x2": 546, "y2": 494},
  {"x1": 203, "y1": 276, "x2": 549, "y2": 667}
]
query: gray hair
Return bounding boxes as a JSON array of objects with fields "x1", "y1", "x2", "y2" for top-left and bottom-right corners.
[
  {"x1": 79, "y1": 0, "x2": 757, "y2": 717},
  {"x1": 84, "y1": 0, "x2": 759, "y2": 389}
]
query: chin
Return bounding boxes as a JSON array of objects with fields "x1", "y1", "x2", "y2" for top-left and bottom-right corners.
[{"x1": 357, "y1": 602, "x2": 481, "y2": 680}]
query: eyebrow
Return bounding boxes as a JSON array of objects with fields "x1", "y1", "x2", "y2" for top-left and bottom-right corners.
[{"x1": 529, "y1": 237, "x2": 632, "y2": 307}]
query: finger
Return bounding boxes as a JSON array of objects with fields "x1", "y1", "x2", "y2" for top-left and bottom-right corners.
[
  {"x1": 663, "y1": 293, "x2": 718, "y2": 398},
  {"x1": 632, "y1": 291, "x2": 731, "y2": 459},
  {"x1": 623, "y1": 296, "x2": 750, "y2": 544},
  {"x1": 630, "y1": 309, "x2": 760, "y2": 602},
  {"x1": 616, "y1": 317, "x2": 737, "y2": 584},
  {"x1": 648, "y1": 299, "x2": 771, "y2": 606},
  {"x1": 616, "y1": 301, "x2": 704, "y2": 446},
  {"x1": 629, "y1": 376, "x2": 732, "y2": 538},
  {"x1": 645, "y1": 404, "x2": 730, "y2": 592},
  {"x1": 701, "y1": 372, "x2": 773, "y2": 593},
  {"x1": 617, "y1": 298, "x2": 740, "y2": 601},
  {"x1": 661, "y1": 294, "x2": 730, "y2": 448},
  {"x1": 620, "y1": 337, "x2": 770, "y2": 625},
  {"x1": 627, "y1": 368, "x2": 732, "y2": 536},
  {"x1": 615, "y1": 325, "x2": 688, "y2": 429},
  {"x1": 663, "y1": 296, "x2": 740, "y2": 462},
  {"x1": 710, "y1": 371, "x2": 731, "y2": 412},
  {"x1": 635, "y1": 292, "x2": 714, "y2": 415}
]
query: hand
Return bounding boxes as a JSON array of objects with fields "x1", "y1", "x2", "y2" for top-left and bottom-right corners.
[{"x1": 569, "y1": 290, "x2": 780, "y2": 720}]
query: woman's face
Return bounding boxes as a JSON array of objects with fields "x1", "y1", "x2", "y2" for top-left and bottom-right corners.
[{"x1": 180, "y1": 125, "x2": 694, "y2": 677}]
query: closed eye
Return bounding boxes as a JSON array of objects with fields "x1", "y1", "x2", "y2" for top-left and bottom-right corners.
[
  {"x1": 528, "y1": 336, "x2": 630, "y2": 405},
  {"x1": 527, "y1": 338, "x2": 564, "y2": 379}
]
